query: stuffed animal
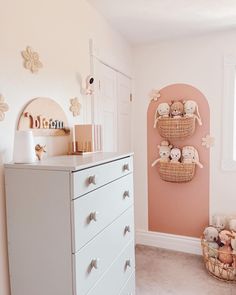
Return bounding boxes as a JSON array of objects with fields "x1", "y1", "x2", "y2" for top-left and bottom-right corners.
[
  {"x1": 151, "y1": 141, "x2": 172, "y2": 167},
  {"x1": 229, "y1": 218, "x2": 236, "y2": 232},
  {"x1": 170, "y1": 100, "x2": 184, "y2": 119},
  {"x1": 219, "y1": 230, "x2": 232, "y2": 246},
  {"x1": 218, "y1": 245, "x2": 233, "y2": 265},
  {"x1": 35, "y1": 144, "x2": 46, "y2": 161},
  {"x1": 184, "y1": 100, "x2": 202, "y2": 125},
  {"x1": 203, "y1": 226, "x2": 219, "y2": 257},
  {"x1": 204, "y1": 226, "x2": 219, "y2": 243},
  {"x1": 212, "y1": 215, "x2": 227, "y2": 232},
  {"x1": 170, "y1": 147, "x2": 181, "y2": 163},
  {"x1": 153, "y1": 102, "x2": 170, "y2": 128},
  {"x1": 228, "y1": 232, "x2": 236, "y2": 269},
  {"x1": 182, "y1": 146, "x2": 203, "y2": 168}
]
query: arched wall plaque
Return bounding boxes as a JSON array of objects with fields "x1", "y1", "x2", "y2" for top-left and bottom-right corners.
[{"x1": 18, "y1": 97, "x2": 70, "y2": 136}]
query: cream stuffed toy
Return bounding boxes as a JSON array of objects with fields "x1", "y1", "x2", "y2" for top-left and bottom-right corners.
[
  {"x1": 182, "y1": 146, "x2": 203, "y2": 168},
  {"x1": 203, "y1": 226, "x2": 219, "y2": 257},
  {"x1": 153, "y1": 102, "x2": 170, "y2": 128},
  {"x1": 184, "y1": 100, "x2": 202, "y2": 125},
  {"x1": 170, "y1": 147, "x2": 181, "y2": 163},
  {"x1": 212, "y1": 215, "x2": 227, "y2": 232},
  {"x1": 152, "y1": 141, "x2": 172, "y2": 167},
  {"x1": 229, "y1": 218, "x2": 236, "y2": 232}
]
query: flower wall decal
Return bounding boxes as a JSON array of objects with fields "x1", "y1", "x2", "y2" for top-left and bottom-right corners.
[
  {"x1": 69, "y1": 97, "x2": 81, "y2": 117},
  {"x1": 149, "y1": 89, "x2": 161, "y2": 101},
  {"x1": 21, "y1": 46, "x2": 43, "y2": 73},
  {"x1": 0, "y1": 94, "x2": 9, "y2": 121},
  {"x1": 202, "y1": 135, "x2": 215, "y2": 148}
]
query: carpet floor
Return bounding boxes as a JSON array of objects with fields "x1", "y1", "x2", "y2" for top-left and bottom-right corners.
[{"x1": 135, "y1": 245, "x2": 236, "y2": 295}]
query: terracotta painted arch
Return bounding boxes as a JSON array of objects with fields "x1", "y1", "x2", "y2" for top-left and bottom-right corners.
[{"x1": 147, "y1": 84, "x2": 210, "y2": 238}]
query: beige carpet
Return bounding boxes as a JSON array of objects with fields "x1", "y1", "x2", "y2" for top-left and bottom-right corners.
[{"x1": 135, "y1": 245, "x2": 236, "y2": 295}]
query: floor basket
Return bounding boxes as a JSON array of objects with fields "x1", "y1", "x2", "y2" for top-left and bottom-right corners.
[
  {"x1": 201, "y1": 239, "x2": 236, "y2": 282},
  {"x1": 159, "y1": 162, "x2": 195, "y2": 183},
  {"x1": 157, "y1": 117, "x2": 195, "y2": 140}
]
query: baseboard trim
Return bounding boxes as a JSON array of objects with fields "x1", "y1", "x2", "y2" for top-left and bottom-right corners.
[{"x1": 135, "y1": 230, "x2": 201, "y2": 255}]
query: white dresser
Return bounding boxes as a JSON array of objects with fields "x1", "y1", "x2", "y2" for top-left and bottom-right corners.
[{"x1": 5, "y1": 152, "x2": 135, "y2": 295}]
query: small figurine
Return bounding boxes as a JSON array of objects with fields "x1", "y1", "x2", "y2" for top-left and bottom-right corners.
[{"x1": 35, "y1": 144, "x2": 46, "y2": 160}]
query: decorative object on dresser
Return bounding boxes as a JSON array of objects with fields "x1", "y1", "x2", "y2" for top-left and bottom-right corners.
[
  {"x1": 0, "y1": 94, "x2": 9, "y2": 121},
  {"x1": 18, "y1": 97, "x2": 70, "y2": 136},
  {"x1": 21, "y1": 46, "x2": 43, "y2": 73},
  {"x1": 13, "y1": 130, "x2": 36, "y2": 163},
  {"x1": 35, "y1": 144, "x2": 46, "y2": 160},
  {"x1": 73, "y1": 124, "x2": 102, "y2": 153},
  {"x1": 69, "y1": 97, "x2": 81, "y2": 117},
  {"x1": 5, "y1": 153, "x2": 135, "y2": 295}
]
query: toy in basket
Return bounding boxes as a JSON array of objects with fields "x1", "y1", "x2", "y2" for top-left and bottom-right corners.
[
  {"x1": 202, "y1": 220, "x2": 236, "y2": 282},
  {"x1": 153, "y1": 99, "x2": 202, "y2": 140},
  {"x1": 151, "y1": 141, "x2": 203, "y2": 183}
]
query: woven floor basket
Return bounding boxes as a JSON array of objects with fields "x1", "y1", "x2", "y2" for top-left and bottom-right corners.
[
  {"x1": 157, "y1": 117, "x2": 195, "y2": 140},
  {"x1": 159, "y1": 162, "x2": 195, "y2": 183},
  {"x1": 201, "y1": 239, "x2": 236, "y2": 282}
]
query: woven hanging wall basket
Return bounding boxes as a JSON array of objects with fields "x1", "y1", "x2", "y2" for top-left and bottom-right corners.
[
  {"x1": 159, "y1": 162, "x2": 195, "y2": 183},
  {"x1": 157, "y1": 117, "x2": 195, "y2": 140},
  {"x1": 201, "y1": 239, "x2": 236, "y2": 282}
]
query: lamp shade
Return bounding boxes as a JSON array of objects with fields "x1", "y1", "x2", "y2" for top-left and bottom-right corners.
[{"x1": 13, "y1": 130, "x2": 36, "y2": 163}]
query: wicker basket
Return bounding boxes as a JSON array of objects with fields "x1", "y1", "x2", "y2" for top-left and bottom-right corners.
[
  {"x1": 201, "y1": 239, "x2": 236, "y2": 282},
  {"x1": 159, "y1": 162, "x2": 195, "y2": 183},
  {"x1": 157, "y1": 117, "x2": 195, "y2": 140}
]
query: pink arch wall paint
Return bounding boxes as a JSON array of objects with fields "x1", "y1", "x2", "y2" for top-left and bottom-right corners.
[{"x1": 147, "y1": 84, "x2": 210, "y2": 238}]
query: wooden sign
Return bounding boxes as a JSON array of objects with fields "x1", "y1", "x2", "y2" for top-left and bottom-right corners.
[{"x1": 18, "y1": 97, "x2": 70, "y2": 136}]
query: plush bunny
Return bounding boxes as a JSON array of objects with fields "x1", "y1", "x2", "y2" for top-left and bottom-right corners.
[
  {"x1": 219, "y1": 230, "x2": 232, "y2": 246},
  {"x1": 203, "y1": 226, "x2": 219, "y2": 257},
  {"x1": 229, "y1": 218, "x2": 236, "y2": 232},
  {"x1": 212, "y1": 215, "x2": 227, "y2": 232},
  {"x1": 151, "y1": 141, "x2": 172, "y2": 167},
  {"x1": 153, "y1": 102, "x2": 170, "y2": 128},
  {"x1": 170, "y1": 148, "x2": 181, "y2": 163},
  {"x1": 184, "y1": 100, "x2": 202, "y2": 125},
  {"x1": 182, "y1": 146, "x2": 203, "y2": 168},
  {"x1": 170, "y1": 100, "x2": 184, "y2": 119}
]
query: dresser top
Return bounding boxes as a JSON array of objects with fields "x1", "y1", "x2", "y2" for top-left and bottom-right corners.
[{"x1": 5, "y1": 152, "x2": 133, "y2": 172}]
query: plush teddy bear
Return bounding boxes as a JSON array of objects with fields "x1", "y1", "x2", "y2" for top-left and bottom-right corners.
[
  {"x1": 153, "y1": 102, "x2": 170, "y2": 128},
  {"x1": 170, "y1": 100, "x2": 184, "y2": 119},
  {"x1": 182, "y1": 146, "x2": 203, "y2": 168},
  {"x1": 170, "y1": 147, "x2": 181, "y2": 163},
  {"x1": 212, "y1": 215, "x2": 227, "y2": 232},
  {"x1": 151, "y1": 141, "x2": 172, "y2": 167},
  {"x1": 203, "y1": 226, "x2": 219, "y2": 257},
  {"x1": 184, "y1": 100, "x2": 202, "y2": 125}
]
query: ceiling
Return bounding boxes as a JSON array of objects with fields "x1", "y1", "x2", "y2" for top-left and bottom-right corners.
[{"x1": 88, "y1": 0, "x2": 236, "y2": 44}]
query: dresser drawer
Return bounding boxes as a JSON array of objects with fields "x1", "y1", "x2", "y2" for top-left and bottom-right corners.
[
  {"x1": 72, "y1": 156, "x2": 133, "y2": 199},
  {"x1": 118, "y1": 272, "x2": 135, "y2": 295},
  {"x1": 87, "y1": 241, "x2": 135, "y2": 295},
  {"x1": 73, "y1": 207, "x2": 134, "y2": 295},
  {"x1": 72, "y1": 174, "x2": 133, "y2": 252}
]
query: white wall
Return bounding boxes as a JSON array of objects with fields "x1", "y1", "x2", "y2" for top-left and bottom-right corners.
[
  {"x1": 0, "y1": 1, "x2": 132, "y2": 294},
  {"x1": 133, "y1": 30, "x2": 236, "y2": 231}
]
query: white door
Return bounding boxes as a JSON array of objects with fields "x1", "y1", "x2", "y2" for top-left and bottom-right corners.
[
  {"x1": 93, "y1": 59, "x2": 132, "y2": 152},
  {"x1": 94, "y1": 60, "x2": 117, "y2": 152},
  {"x1": 117, "y1": 73, "x2": 132, "y2": 153}
]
